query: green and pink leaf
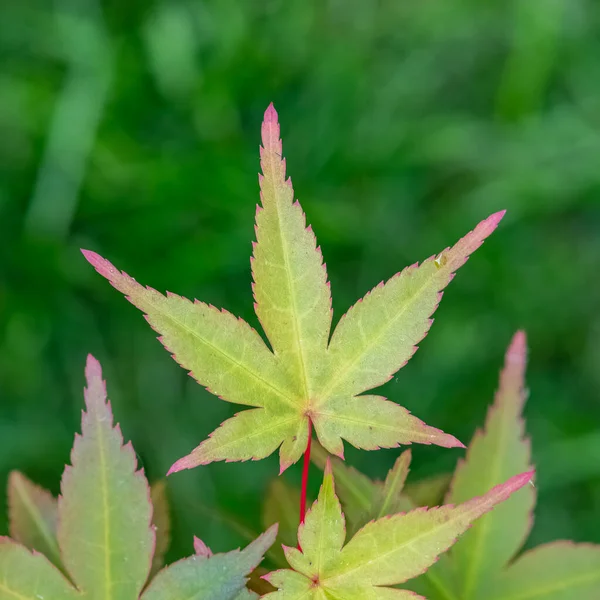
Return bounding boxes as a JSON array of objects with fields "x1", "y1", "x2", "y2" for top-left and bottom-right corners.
[{"x1": 58, "y1": 354, "x2": 155, "y2": 599}]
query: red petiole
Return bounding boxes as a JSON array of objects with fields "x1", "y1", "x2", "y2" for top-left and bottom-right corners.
[{"x1": 298, "y1": 418, "x2": 313, "y2": 550}]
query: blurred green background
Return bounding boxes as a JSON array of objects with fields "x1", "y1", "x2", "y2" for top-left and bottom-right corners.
[{"x1": 1, "y1": 0, "x2": 599, "y2": 563}]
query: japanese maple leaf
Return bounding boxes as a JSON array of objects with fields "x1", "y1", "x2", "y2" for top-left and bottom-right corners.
[
  {"x1": 0, "y1": 355, "x2": 276, "y2": 600},
  {"x1": 82, "y1": 103, "x2": 505, "y2": 474},
  {"x1": 261, "y1": 459, "x2": 532, "y2": 599},
  {"x1": 406, "y1": 331, "x2": 600, "y2": 600},
  {"x1": 310, "y1": 333, "x2": 600, "y2": 600}
]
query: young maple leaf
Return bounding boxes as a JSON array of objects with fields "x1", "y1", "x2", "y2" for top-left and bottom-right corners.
[
  {"x1": 0, "y1": 355, "x2": 276, "y2": 600},
  {"x1": 261, "y1": 459, "x2": 532, "y2": 599},
  {"x1": 7, "y1": 472, "x2": 171, "y2": 580},
  {"x1": 82, "y1": 103, "x2": 505, "y2": 475},
  {"x1": 315, "y1": 332, "x2": 600, "y2": 599},
  {"x1": 405, "y1": 331, "x2": 600, "y2": 600}
]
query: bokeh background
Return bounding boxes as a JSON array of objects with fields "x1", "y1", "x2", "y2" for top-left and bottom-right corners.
[{"x1": 1, "y1": 0, "x2": 599, "y2": 563}]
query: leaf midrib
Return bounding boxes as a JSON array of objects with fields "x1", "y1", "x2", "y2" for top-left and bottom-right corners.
[
  {"x1": 96, "y1": 410, "x2": 112, "y2": 600},
  {"x1": 264, "y1": 144, "x2": 311, "y2": 409}
]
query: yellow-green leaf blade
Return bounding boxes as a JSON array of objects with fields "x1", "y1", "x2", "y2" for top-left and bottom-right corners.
[
  {"x1": 253, "y1": 103, "x2": 332, "y2": 393},
  {"x1": 311, "y1": 442, "x2": 377, "y2": 533},
  {"x1": 263, "y1": 462, "x2": 345, "y2": 600},
  {"x1": 0, "y1": 538, "x2": 79, "y2": 600},
  {"x1": 322, "y1": 211, "x2": 505, "y2": 400},
  {"x1": 281, "y1": 461, "x2": 345, "y2": 582},
  {"x1": 58, "y1": 355, "x2": 154, "y2": 599},
  {"x1": 169, "y1": 408, "x2": 305, "y2": 474},
  {"x1": 266, "y1": 463, "x2": 531, "y2": 599},
  {"x1": 82, "y1": 250, "x2": 296, "y2": 414},
  {"x1": 327, "y1": 471, "x2": 533, "y2": 588},
  {"x1": 141, "y1": 526, "x2": 277, "y2": 600},
  {"x1": 447, "y1": 331, "x2": 535, "y2": 599},
  {"x1": 489, "y1": 542, "x2": 600, "y2": 600},
  {"x1": 7, "y1": 471, "x2": 63, "y2": 572},
  {"x1": 313, "y1": 395, "x2": 462, "y2": 459},
  {"x1": 264, "y1": 572, "x2": 424, "y2": 600},
  {"x1": 262, "y1": 570, "x2": 313, "y2": 599}
]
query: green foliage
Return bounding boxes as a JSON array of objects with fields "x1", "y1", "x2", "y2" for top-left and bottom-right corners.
[
  {"x1": 1, "y1": 0, "x2": 599, "y2": 566},
  {"x1": 7, "y1": 471, "x2": 61, "y2": 572},
  {"x1": 83, "y1": 105, "x2": 504, "y2": 476},
  {"x1": 408, "y1": 332, "x2": 600, "y2": 599},
  {"x1": 263, "y1": 461, "x2": 531, "y2": 599},
  {"x1": 0, "y1": 355, "x2": 275, "y2": 600},
  {"x1": 308, "y1": 333, "x2": 600, "y2": 599}
]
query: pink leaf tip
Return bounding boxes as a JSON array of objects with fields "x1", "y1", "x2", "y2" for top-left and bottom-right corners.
[
  {"x1": 264, "y1": 102, "x2": 278, "y2": 123},
  {"x1": 85, "y1": 353, "x2": 103, "y2": 381},
  {"x1": 502, "y1": 470, "x2": 535, "y2": 497},
  {"x1": 483, "y1": 210, "x2": 506, "y2": 233},
  {"x1": 83, "y1": 353, "x2": 108, "y2": 415},
  {"x1": 81, "y1": 249, "x2": 117, "y2": 280},
  {"x1": 193, "y1": 536, "x2": 213, "y2": 557},
  {"x1": 506, "y1": 330, "x2": 527, "y2": 366},
  {"x1": 441, "y1": 432, "x2": 466, "y2": 449},
  {"x1": 166, "y1": 455, "x2": 195, "y2": 476}
]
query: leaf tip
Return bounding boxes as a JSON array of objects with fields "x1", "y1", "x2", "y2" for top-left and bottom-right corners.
[
  {"x1": 166, "y1": 460, "x2": 185, "y2": 476},
  {"x1": 436, "y1": 431, "x2": 466, "y2": 449},
  {"x1": 518, "y1": 469, "x2": 535, "y2": 488},
  {"x1": 493, "y1": 470, "x2": 535, "y2": 502},
  {"x1": 193, "y1": 535, "x2": 213, "y2": 557},
  {"x1": 85, "y1": 353, "x2": 102, "y2": 381},
  {"x1": 491, "y1": 209, "x2": 507, "y2": 223},
  {"x1": 81, "y1": 249, "x2": 116, "y2": 280},
  {"x1": 264, "y1": 102, "x2": 278, "y2": 123},
  {"x1": 506, "y1": 330, "x2": 527, "y2": 365},
  {"x1": 7, "y1": 469, "x2": 22, "y2": 488},
  {"x1": 261, "y1": 522, "x2": 279, "y2": 548},
  {"x1": 474, "y1": 210, "x2": 506, "y2": 240},
  {"x1": 83, "y1": 354, "x2": 109, "y2": 416}
]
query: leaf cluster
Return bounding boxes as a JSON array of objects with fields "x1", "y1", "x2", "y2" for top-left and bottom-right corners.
[
  {"x1": 1, "y1": 105, "x2": 597, "y2": 599},
  {"x1": 0, "y1": 356, "x2": 275, "y2": 600}
]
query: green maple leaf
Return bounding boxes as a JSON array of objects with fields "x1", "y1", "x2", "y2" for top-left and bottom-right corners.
[
  {"x1": 7, "y1": 471, "x2": 62, "y2": 573},
  {"x1": 0, "y1": 355, "x2": 276, "y2": 600},
  {"x1": 261, "y1": 459, "x2": 532, "y2": 599},
  {"x1": 312, "y1": 332, "x2": 600, "y2": 600},
  {"x1": 407, "y1": 331, "x2": 600, "y2": 600},
  {"x1": 82, "y1": 104, "x2": 504, "y2": 474},
  {"x1": 7, "y1": 472, "x2": 171, "y2": 580}
]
